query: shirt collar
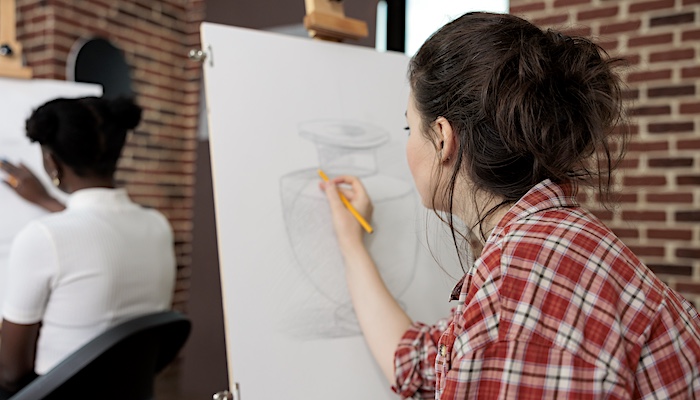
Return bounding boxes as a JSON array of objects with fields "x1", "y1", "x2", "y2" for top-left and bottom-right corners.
[
  {"x1": 449, "y1": 179, "x2": 578, "y2": 301},
  {"x1": 66, "y1": 188, "x2": 133, "y2": 210},
  {"x1": 491, "y1": 179, "x2": 579, "y2": 237}
]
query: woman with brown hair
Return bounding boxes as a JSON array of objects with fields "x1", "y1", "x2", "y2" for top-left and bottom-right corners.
[{"x1": 321, "y1": 12, "x2": 700, "y2": 399}]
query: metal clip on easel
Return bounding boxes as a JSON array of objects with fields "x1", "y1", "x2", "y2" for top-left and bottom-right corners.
[{"x1": 213, "y1": 382, "x2": 240, "y2": 400}]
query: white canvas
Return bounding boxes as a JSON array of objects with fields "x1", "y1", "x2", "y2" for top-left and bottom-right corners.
[
  {"x1": 202, "y1": 23, "x2": 464, "y2": 399},
  {"x1": 0, "y1": 78, "x2": 102, "y2": 312}
]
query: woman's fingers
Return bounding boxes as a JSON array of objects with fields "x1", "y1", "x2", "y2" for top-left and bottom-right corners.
[
  {"x1": 0, "y1": 161, "x2": 34, "y2": 180},
  {"x1": 331, "y1": 176, "x2": 367, "y2": 200},
  {"x1": 0, "y1": 159, "x2": 19, "y2": 175},
  {"x1": 0, "y1": 160, "x2": 21, "y2": 188},
  {"x1": 322, "y1": 180, "x2": 346, "y2": 213}
]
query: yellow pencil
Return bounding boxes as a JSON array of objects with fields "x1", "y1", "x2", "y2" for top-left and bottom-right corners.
[{"x1": 318, "y1": 169, "x2": 374, "y2": 234}]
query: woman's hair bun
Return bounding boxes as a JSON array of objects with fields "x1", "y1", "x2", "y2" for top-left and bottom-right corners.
[
  {"x1": 25, "y1": 103, "x2": 61, "y2": 144},
  {"x1": 107, "y1": 96, "x2": 142, "y2": 130}
]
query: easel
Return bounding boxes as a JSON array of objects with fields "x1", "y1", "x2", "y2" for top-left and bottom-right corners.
[
  {"x1": 303, "y1": 0, "x2": 368, "y2": 42},
  {"x1": 209, "y1": 3, "x2": 368, "y2": 399},
  {"x1": 0, "y1": 0, "x2": 32, "y2": 79}
]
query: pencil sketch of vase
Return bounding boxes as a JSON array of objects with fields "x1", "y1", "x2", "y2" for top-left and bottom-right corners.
[{"x1": 280, "y1": 120, "x2": 418, "y2": 338}]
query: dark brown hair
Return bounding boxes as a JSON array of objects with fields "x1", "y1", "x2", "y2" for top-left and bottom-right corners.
[
  {"x1": 409, "y1": 12, "x2": 627, "y2": 266},
  {"x1": 26, "y1": 96, "x2": 142, "y2": 178}
]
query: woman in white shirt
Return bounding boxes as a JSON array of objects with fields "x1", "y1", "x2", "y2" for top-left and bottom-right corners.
[{"x1": 0, "y1": 97, "x2": 176, "y2": 397}]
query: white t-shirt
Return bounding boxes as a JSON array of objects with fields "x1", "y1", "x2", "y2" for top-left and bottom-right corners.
[{"x1": 3, "y1": 188, "x2": 176, "y2": 374}]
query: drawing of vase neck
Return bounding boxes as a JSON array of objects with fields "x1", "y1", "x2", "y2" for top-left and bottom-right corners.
[{"x1": 299, "y1": 120, "x2": 389, "y2": 177}]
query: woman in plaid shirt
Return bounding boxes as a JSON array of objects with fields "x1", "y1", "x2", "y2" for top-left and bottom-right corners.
[{"x1": 320, "y1": 12, "x2": 700, "y2": 399}]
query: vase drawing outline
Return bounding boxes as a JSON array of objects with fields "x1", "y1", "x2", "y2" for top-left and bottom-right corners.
[{"x1": 280, "y1": 119, "x2": 419, "y2": 338}]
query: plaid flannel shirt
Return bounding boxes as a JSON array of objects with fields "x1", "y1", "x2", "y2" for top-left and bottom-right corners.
[{"x1": 393, "y1": 179, "x2": 700, "y2": 399}]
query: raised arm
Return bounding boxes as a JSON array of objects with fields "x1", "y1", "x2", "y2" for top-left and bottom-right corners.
[
  {"x1": 320, "y1": 175, "x2": 413, "y2": 382},
  {"x1": 0, "y1": 160, "x2": 65, "y2": 212}
]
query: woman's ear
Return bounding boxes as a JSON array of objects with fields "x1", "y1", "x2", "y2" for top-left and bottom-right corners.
[
  {"x1": 42, "y1": 148, "x2": 62, "y2": 178},
  {"x1": 434, "y1": 116, "x2": 457, "y2": 163}
]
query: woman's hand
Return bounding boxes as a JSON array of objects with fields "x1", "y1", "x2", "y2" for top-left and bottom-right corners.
[
  {"x1": 320, "y1": 175, "x2": 374, "y2": 251},
  {"x1": 0, "y1": 160, "x2": 64, "y2": 212}
]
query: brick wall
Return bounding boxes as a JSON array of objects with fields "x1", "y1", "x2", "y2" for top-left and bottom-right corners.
[
  {"x1": 15, "y1": 0, "x2": 206, "y2": 313},
  {"x1": 510, "y1": 0, "x2": 700, "y2": 307}
]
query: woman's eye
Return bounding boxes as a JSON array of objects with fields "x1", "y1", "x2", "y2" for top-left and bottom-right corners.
[{"x1": 404, "y1": 126, "x2": 410, "y2": 135}]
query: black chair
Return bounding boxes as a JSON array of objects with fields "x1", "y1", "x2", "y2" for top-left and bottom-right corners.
[{"x1": 11, "y1": 310, "x2": 191, "y2": 400}]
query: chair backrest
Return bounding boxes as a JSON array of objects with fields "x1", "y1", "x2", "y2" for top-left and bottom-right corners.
[{"x1": 11, "y1": 310, "x2": 191, "y2": 400}]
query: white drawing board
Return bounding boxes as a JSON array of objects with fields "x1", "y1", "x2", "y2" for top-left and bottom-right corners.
[
  {"x1": 0, "y1": 78, "x2": 102, "y2": 312},
  {"x1": 202, "y1": 23, "x2": 464, "y2": 399}
]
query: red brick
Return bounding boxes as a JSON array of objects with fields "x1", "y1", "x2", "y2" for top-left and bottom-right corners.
[
  {"x1": 553, "y1": 0, "x2": 590, "y2": 6},
  {"x1": 676, "y1": 211, "x2": 700, "y2": 222},
  {"x1": 648, "y1": 122, "x2": 694, "y2": 134},
  {"x1": 629, "y1": 0, "x2": 675, "y2": 13},
  {"x1": 578, "y1": 6, "x2": 618, "y2": 21},
  {"x1": 624, "y1": 176, "x2": 666, "y2": 186},
  {"x1": 614, "y1": 124, "x2": 639, "y2": 136},
  {"x1": 682, "y1": 66, "x2": 700, "y2": 78},
  {"x1": 648, "y1": 85, "x2": 695, "y2": 98},
  {"x1": 612, "y1": 228, "x2": 639, "y2": 238},
  {"x1": 647, "y1": 193, "x2": 693, "y2": 203},
  {"x1": 591, "y1": 210, "x2": 614, "y2": 221},
  {"x1": 622, "y1": 211, "x2": 667, "y2": 221},
  {"x1": 599, "y1": 192, "x2": 638, "y2": 203},
  {"x1": 616, "y1": 193, "x2": 638, "y2": 203},
  {"x1": 533, "y1": 14, "x2": 569, "y2": 26},
  {"x1": 678, "y1": 283, "x2": 700, "y2": 295},
  {"x1": 618, "y1": 158, "x2": 640, "y2": 169},
  {"x1": 650, "y1": 12, "x2": 695, "y2": 27},
  {"x1": 600, "y1": 20, "x2": 641, "y2": 34},
  {"x1": 562, "y1": 26, "x2": 592, "y2": 36},
  {"x1": 682, "y1": 29, "x2": 700, "y2": 41},
  {"x1": 627, "y1": 140, "x2": 669, "y2": 152},
  {"x1": 598, "y1": 40, "x2": 618, "y2": 51},
  {"x1": 680, "y1": 102, "x2": 700, "y2": 114},
  {"x1": 677, "y1": 176, "x2": 700, "y2": 186},
  {"x1": 648, "y1": 229, "x2": 693, "y2": 240},
  {"x1": 647, "y1": 264, "x2": 693, "y2": 276},
  {"x1": 622, "y1": 89, "x2": 640, "y2": 100},
  {"x1": 676, "y1": 249, "x2": 700, "y2": 260},
  {"x1": 510, "y1": 2, "x2": 547, "y2": 12},
  {"x1": 629, "y1": 246, "x2": 665, "y2": 257},
  {"x1": 628, "y1": 104, "x2": 671, "y2": 115},
  {"x1": 649, "y1": 48, "x2": 695, "y2": 63},
  {"x1": 678, "y1": 139, "x2": 700, "y2": 150},
  {"x1": 648, "y1": 158, "x2": 694, "y2": 168},
  {"x1": 623, "y1": 54, "x2": 641, "y2": 65},
  {"x1": 628, "y1": 33, "x2": 674, "y2": 47}
]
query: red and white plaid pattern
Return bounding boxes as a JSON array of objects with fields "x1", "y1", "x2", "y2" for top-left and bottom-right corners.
[{"x1": 394, "y1": 180, "x2": 700, "y2": 399}]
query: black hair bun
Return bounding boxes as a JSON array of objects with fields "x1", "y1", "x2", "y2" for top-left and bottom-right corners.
[
  {"x1": 108, "y1": 97, "x2": 142, "y2": 130},
  {"x1": 25, "y1": 104, "x2": 60, "y2": 144}
]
